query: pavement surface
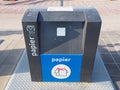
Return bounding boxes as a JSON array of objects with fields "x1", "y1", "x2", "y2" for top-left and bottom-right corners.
[
  {"x1": 0, "y1": 0, "x2": 120, "y2": 90},
  {"x1": 5, "y1": 51, "x2": 115, "y2": 90}
]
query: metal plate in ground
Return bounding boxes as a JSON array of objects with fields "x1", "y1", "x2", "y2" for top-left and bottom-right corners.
[{"x1": 5, "y1": 50, "x2": 116, "y2": 90}]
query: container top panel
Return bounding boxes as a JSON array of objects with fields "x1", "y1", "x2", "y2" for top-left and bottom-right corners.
[{"x1": 38, "y1": 11, "x2": 85, "y2": 22}]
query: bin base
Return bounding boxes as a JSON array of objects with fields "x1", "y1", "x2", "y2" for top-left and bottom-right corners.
[{"x1": 5, "y1": 49, "x2": 116, "y2": 90}]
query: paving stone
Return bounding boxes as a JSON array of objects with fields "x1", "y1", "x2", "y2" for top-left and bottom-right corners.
[
  {"x1": 105, "y1": 64, "x2": 120, "y2": 76},
  {"x1": 112, "y1": 54, "x2": 120, "y2": 64},
  {"x1": 101, "y1": 54, "x2": 115, "y2": 64}
]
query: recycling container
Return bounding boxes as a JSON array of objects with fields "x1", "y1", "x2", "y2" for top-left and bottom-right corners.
[{"x1": 22, "y1": 7, "x2": 102, "y2": 82}]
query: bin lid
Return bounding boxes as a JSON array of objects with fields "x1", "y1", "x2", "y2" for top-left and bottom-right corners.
[{"x1": 39, "y1": 11, "x2": 85, "y2": 22}]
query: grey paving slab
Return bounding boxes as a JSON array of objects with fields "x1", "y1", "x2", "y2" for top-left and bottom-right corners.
[
  {"x1": 99, "y1": 30, "x2": 120, "y2": 90},
  {"x1": 5, "y1": 50, "x2": 116, "y2": 90},
  {"x1": 100, "y1": 54, "x2": 114, "y2": 64},
  {"x1": 105, "y1": 64, "x2": 120, "y2": 76},
  {"x1": 112, "y1": 54, "x2": 120, "y2": 64}
]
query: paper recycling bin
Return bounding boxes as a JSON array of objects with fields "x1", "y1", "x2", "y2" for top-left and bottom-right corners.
[{"x1": 22, "y1": 7, "x2": 102, "y2": 82}]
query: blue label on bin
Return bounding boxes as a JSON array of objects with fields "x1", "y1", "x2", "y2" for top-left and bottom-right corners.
[{"x1": 40, "y1": 54, "x2": 83, "y2": 82}]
